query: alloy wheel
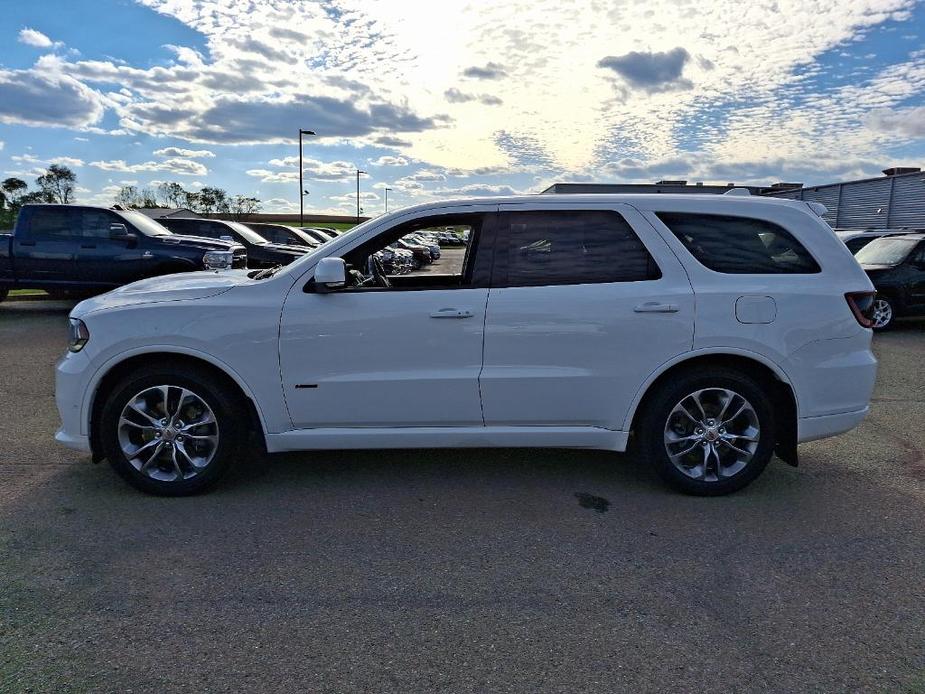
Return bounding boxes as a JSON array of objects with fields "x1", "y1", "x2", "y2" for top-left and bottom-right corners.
[
  {"x1": 871, "y1": 299, "x2": 892, "y2": 329},
  {"x1": 663, "y1": 388, "x2": 760, "y2": 482},
  {"x1": 117, "y1": 385, "x2": 220, "y2": 482}
]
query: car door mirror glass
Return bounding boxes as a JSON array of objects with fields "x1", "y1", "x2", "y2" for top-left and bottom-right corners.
[
  {"x1": 109, "y1": 223, "x2": 129, "y2": 239},
  {"x1": 314, "y1": 257, "x2": 347, "y2": 292}
]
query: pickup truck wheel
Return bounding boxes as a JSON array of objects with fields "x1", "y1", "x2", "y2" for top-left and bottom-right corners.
[
  {"x1": 638, "y1": 368, "x2": 776, "y2": 496},
  {"x1": 0, "y1": 287, "x2": 7, "y2": 303},
  {"x1": 99, "y1": 365, "x2": 245, "y2": 495}
]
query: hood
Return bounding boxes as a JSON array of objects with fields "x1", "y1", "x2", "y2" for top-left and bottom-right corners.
[
  {"x1": 262, "y1": 242, "x2": 309, "y2": 255},
  {"x1": 156, "y1": 234, "x2": 244, "y2": 252},
  {"x1": 72, "y1": 270, "x2": 252, "y2": 317}
]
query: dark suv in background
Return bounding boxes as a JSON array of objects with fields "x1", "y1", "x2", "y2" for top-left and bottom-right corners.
[
  {"x1": 855, "y1": 233, "x2": 925, "y2": 330},
  {"x1": 159, "y1": 218, "x2": 308, "y2": 268},
  {"x1": 0, "y1": 204, "x2": 245, "y2": 302}
]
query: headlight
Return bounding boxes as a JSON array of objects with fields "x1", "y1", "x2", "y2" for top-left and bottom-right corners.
[
  {"x1": 67, "y1": 318, "x2": 90, "y2": 353},
  {"x1": 203, "y1": 250, "x2": 233, "y2": 270}
]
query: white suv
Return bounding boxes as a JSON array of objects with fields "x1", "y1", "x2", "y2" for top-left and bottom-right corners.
[{"x1": 55, "y1": 194, "x2": 878, "y2": 496}]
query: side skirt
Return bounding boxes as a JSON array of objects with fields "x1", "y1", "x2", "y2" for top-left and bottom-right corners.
[{"x1": 265, "y1": 426, "x2": 630, "y2": 453}]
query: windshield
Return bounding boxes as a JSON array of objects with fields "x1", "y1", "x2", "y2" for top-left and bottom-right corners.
[
  {"x1": 226, "y1": 221, "x2": 269, "y2": 245},
  {"x1": 119, "y1": 210, "x2": 172, "y2": 237},
  {"x1": 855, "y1": 237, "x2": 918, "y2": 265}
]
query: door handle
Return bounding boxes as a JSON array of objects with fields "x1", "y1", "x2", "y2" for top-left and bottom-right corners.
[
  {"x1": 634, "y1": 302, "x2": 679, "y2": 313},
  {"x1": 80, "y1": 244, "x2": 96, "y2": 249},
  {"x1": 430, "y1": 308, "x2": 474, "y2": 319},
  {"x1": 19, "y1": 240, "x2": 36, "y2": 247}
]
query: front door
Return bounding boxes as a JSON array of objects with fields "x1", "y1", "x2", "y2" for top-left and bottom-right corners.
[
  {"x1": 479, "y1": 203, "x2": 694, "y2": 430},
  {"x1": 278, "y1": 208, "x2": 495, "y2": 429},
  {"x1": 74, "y1": 208, "x2": 143, "y2": 286}
]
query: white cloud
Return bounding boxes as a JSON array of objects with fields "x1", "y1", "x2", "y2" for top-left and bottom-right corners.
[
  {"x1": 18, "y1": 28, "x2": 59, "y2": 49},
  {"x1": 369, "y1": 155, "x2": 409, "y2": 166},
  {"x1": 249, "y1": 156, "x2": 357, "y2": 182},
  {"x1": 89, "y1": 158, "x2": 208, "y2": 176},
  {"x1": 152, "y1": 146, "x2": 216, "y2": 158},
  {"x1": 0, "y1": 67, "x2": 104, "y2": 128}
]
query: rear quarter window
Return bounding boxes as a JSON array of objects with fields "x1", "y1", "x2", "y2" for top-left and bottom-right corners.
[{"x1": 656, "y1": 213, "x2": 821, "y2": 274}]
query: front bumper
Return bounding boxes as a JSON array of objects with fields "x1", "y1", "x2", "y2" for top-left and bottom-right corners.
[
  {"x1": 55, "y1": 349, "x2": 93, "y2": 454},
  {"x1": 55, "y1": 428, "x2": 91, "y2": 453}
]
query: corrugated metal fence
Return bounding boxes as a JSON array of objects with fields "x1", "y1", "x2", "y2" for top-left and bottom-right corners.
[{"x1": 765, "y1": 171, "x2": 925, "y2": 229}]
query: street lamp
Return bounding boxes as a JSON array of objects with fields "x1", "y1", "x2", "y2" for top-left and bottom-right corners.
[
  {"x1": 298, "y1": 128, "x2": 315, "y2": 227},
  {"x1": 384, "y1": 187, "x2": 393, "y2": 213},
  {"x1": 356, "y1": 169, "x2": 367, "y2": 224}
]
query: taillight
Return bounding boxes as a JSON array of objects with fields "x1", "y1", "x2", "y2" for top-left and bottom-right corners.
[{"x1": 846, "y1": 291, "x2": 876, "y2": 328}]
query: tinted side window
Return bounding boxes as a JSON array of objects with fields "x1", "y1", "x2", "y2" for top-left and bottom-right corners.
[
  {"x1": 29, "y1": 208, "x2": 75, "y2": 237},
  {"x1": 499, "y1": 210, "x2": 659, "y2": 287},
  {"x1": 80, "y1": 209, "x2": 123, "y2": 238},
  {"x1": 656, "y1": 213, "x2": 820, "y2": 274}
]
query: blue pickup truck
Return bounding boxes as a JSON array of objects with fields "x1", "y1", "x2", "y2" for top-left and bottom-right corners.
[{"x1": 0, "y1": 204, "x2": 247, "y2": 302}]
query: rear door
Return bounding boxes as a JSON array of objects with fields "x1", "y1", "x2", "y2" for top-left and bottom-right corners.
[
  {"x1": 12, "y1": 206, "x2": 79, "y2": 283},
  {"x1": 479, "y1": 202, "x2": 694, "y2": 430},
  {"x1": 74, "y1": 208, "x2": 144, "y2": 286}
]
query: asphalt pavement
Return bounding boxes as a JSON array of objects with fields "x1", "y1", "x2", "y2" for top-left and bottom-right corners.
[{"x1": 1, "y1": 299, "x2": 924, "y2": 693}]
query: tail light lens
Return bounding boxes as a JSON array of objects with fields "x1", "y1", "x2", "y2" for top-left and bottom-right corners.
[{"x1": 846, "y1": 291, "x2": 876, "y2": 328}]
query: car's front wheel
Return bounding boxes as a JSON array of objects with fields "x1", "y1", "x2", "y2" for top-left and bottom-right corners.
[
  {"x1": 100, "y1": 364, "x2": 245, "y2": 495},
  {"x1": 638, "y1": 368, "x2": 776, "y2": 495},
  {"x1": 871, "y1": 297, "x2": 895, "y2": 331}
]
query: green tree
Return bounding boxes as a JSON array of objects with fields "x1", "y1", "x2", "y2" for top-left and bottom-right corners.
[
  {"x1": 115, "y1": 185, "x2": 141, "y2": 208},
  {"x1": 228, "y1": 194, "x2": 261, "y2": 220},
  {"x1": 197, "y1": 186, "x2": 229, "y2": 215},
  {"x1": 36, "y1": 164, "x2": 77, "y2": 204},
  {"x1": 157, "y1": 181, "x2": 186, "y2": 208},
  {"x1": 2, "y1": 177, "x2": 28, "y2": 206}
]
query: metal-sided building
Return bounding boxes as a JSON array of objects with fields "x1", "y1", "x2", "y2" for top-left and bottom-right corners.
[
  {"x1": 761, "y1": 167, "x2": 925, "y2": 231},
  {"x1": 543, "y1": 167, "x2": 925, "y2": 231}
]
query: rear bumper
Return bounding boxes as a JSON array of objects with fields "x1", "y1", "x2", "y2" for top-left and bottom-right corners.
[{"x1": 798, "y1": 406, "x2": 869, "y2": 443}]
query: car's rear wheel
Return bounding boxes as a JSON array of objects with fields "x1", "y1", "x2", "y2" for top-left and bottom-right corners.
[
  {"x1": 871, "y1": 297, "x2": 894, "y2": 331},
  {"x1": 638, "y1": 368, "x2": 776, "y2": 495},
  {"x1": 100, "y1": 364, "x2": 245, "y2": 495},
  {"x1": 0, "y1": 287, "x2": 8, "y2": 303}
]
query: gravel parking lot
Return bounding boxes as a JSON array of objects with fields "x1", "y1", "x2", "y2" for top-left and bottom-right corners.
[{"x1": 1, "y1": 300, "x2": 924, "y2": 692}]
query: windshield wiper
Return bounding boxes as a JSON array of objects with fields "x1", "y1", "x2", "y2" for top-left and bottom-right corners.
[{"x1": 250, "y1": 264, "x2": 283, "y2": 280}]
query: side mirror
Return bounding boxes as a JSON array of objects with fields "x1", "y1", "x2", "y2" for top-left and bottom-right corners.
[
  {"x1": 314, "y1": 257, "x2": 347, "y2": 293},
  {"x1": 109, "y1": 223, "x2": 129, "y2": 239},
  {"x1": 220, "y1": 235, "x2": 234, "y2": 242}
]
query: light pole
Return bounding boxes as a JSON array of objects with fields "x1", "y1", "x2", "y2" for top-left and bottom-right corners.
[
  {"x1": 298, "y1": 128, "x2": 315, "y2": 227},
  {"x1": 384, "y1": 187, "x2": 392, "y2": 213},
  {"x1": 356, "y1": 169, "x2": 367, "y2": 224}
]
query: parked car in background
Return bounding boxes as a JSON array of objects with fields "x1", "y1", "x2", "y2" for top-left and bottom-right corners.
[
  {"x1": 854, "y1": 233, "x2": 925, "y2": 330},
  {"x1": 0, "y1": 204, "x2": 245, "y2": 302},
  {"x1": 245, "y1": 223, "x2": 321, "y2": 249},
  {"x1": 159, "y1": 218, "x2": 308, "y2": 269},
  {"x1": 57, "y1": 193, "x2": 877, "y2": 497},
  {"x1": 299, "y1": 228, "x2": 338, "y2": 244},
  {"x1": 835, "y1": 229, "x2": 918, "y2": 254}
]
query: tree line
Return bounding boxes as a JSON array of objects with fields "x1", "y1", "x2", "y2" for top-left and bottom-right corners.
[
  {"x1": 0, "y1": 164, "x2": 262, "y2": 229},
  {"x1": 1, "y1": 164, "x2": 77, "y2": 228},
  {"x1": 114, "y1": 182, "x2": 261, "y2": 219}
]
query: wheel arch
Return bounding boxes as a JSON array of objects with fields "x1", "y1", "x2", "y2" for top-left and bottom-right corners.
[
  {"x1": 86, "y1": 347, "x2": 268, "y2": 461},
  {"x1": 624, "y1": 349, "x2": 799, "y2": 465}
]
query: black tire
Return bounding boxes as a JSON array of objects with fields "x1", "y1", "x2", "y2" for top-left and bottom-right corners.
[
  {"x1": 871, "y1": 296, "x2": 895, "y2": 331},
  {"x1": 637, "y1": 367, "x2": 776, "y2": 496},
  {"x1": 99, "y1": 363, "x2": 246, "y2": 495},
  {"x1": 0, "y1": 287, "x2": 8, "y2": 303}
]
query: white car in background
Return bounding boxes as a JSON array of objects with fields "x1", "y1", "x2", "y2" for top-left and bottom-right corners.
[
  {"x1": 56, "y1": 194, "x2": 877, "y2": 496},
  {"x1": 835, "y1": 229, "x2": 919, "y2": 254}
]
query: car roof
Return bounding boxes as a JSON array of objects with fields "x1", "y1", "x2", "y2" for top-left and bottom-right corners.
[{"x1": 385, "y1": 192, "x2": 828, "y2": 217}]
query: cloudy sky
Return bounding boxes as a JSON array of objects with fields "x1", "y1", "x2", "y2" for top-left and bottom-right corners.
[{"x1": 1, "y1": 0, "x2": 924, "y2": 214}]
